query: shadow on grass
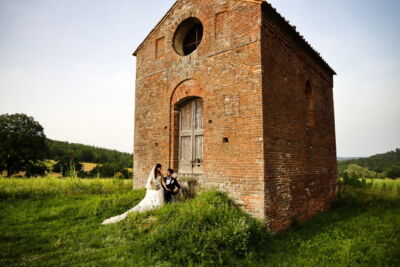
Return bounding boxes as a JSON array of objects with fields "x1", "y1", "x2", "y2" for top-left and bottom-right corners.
[{"x1": 248, "y1": 187, "x2": 400, "y2": 266}]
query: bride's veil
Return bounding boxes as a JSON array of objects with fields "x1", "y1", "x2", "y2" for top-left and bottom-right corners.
[{"x1": 145, "y1": 165, "x2": 156, "y2": 189}]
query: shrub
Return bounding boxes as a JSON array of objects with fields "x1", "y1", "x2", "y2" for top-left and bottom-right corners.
[
  {"x1": 53, "y1": 160, "x2": 83, "y2": 177},
  {"x1": 335, "y1": 180, "x2": 400, "y2": 208},
  {"x1": 385, "y1": 164, "x2": 400, "y2": 179},
  {"x1": 24, "y1": 161, "x2": 48, "y2": 177},
  {"x1": 341, "y1": 172, "x2": 370, "y2": 188},
  {"x1": 122, "y1": 190, "x2": 267, "y2": 265},
  {"x1": 88, "y1": 162, "x2": 131, "y2": 179}
]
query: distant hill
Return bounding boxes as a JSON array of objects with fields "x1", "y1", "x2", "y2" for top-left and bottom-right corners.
[
  {"x1": 46, "y1": 139, "x2": 133, "y2": 168},
  {"x1": 338, "y1": 148, "x2": 400, "y2": 173},
  {"x1": 337, "y1": 157, "x2": 364, "y2": 161}
]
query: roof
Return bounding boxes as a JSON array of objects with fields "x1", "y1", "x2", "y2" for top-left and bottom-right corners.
[
  {"x1": 261, "y1": 2, "x2": 336, "y2": 75},
  {"x1": 132, "y1": 0, "x2": 336, "y2": 75}
]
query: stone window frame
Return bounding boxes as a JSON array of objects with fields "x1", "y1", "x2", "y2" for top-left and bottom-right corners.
[{"x1": 172, "y1": 17, "x2": 204, "y2": 56}]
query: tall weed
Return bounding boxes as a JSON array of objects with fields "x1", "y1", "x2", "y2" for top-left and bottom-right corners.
[{"x1": 0, "y1": 177, "x2": 132, "y2": 199}]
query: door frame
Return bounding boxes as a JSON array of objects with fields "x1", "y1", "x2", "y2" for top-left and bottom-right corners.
[
  {"x1": 177, "y1": 97, "x2": 204, "y2": 175},
  {"x1": 168, "y1": 78, "x2": 205, "y2": 176}
]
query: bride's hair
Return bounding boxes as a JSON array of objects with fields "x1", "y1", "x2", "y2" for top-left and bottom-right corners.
[{"x1": 155, "y1": 163, "x2": 162, "y2": 177}]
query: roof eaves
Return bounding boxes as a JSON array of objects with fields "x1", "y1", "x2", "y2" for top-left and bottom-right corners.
[{"x1": 262, "y1": 2, "x2": 336, "y2": 75}]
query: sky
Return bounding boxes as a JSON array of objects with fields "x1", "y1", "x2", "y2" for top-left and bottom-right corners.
[{"x1": 0, "y1": 0, "x2": 399, "y2": 157}]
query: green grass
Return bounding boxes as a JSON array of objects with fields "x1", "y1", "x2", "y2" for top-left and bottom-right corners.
[
  {"x1": 0, "y1": 177, "x2": 399, "y2": 266},
  {"x1": 366, "y1": 178, "x2": 400, "y2": 188},
  {"x1": 0, "y1": 177, "x2": 132, "y2": 198}
]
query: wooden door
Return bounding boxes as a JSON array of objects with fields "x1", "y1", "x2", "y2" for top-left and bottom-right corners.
[{"x1": 179, "y1": 98, "x2": 204, "y2": 174}]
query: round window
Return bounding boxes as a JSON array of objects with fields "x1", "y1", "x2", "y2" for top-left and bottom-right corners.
[{"x1": 173, "y1": 17, "x2": 203, "y2": 56}]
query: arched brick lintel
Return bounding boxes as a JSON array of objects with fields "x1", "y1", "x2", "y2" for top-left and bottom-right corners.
[{"x1": 170, "y1": 78, "x2": 204, "y2": 106}]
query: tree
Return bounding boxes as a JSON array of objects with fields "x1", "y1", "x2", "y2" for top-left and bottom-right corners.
[
  {"x1": 337, "y1": 148, "x2": 400, "y2": 174},
  {"x1": 46, "y1": 139, "x2": 133, "y2": 168},
  {"x1": 385, "y1": 164, "x2": 400, "y2": 179},
  {"x1": 344, "y1": 164, "x2": 377, "y2": 179},
  {"x1": 80, "y1": 150, "x2": 94, "y2": 162},
  {"x1": 0, "y1": 113, "x2": 48, "y2": 177},
  {"x1": 53, "y1": 159, "x2": 83, "y2": 177},
  {"x1": 88, "y1": 162, "x2": 132, "y2": 178},
  {"x1": 25, "y1": 161, "x2": 49, "y2": 177}
]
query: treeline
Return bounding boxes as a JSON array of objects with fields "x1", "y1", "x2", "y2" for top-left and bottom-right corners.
[
  {"x1": 46, "y1": 139, "x2": 133, "y2": 168},
  {"x1": 51, "y1": 160, "x2": 132, "y2": 179},
  {"x1": 0, "y1": 113, "x2": 133, "y2": 178},
  {"x1": 338, "y1": 148, "x2": 400, "y2": 179}
]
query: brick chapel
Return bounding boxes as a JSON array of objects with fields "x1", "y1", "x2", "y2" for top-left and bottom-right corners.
[{"x1": 132, "y1": 0, "x2": 337, "y2": 232}]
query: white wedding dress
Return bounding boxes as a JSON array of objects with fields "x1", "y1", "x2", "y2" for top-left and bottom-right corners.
[{"x1": 101, "y1": 165, "x2": 165, "y2": 225}]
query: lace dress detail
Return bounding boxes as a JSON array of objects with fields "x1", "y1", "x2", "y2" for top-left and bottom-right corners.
[{"x1": 101, "y1": 174, "x2": 164, "y2": 225}]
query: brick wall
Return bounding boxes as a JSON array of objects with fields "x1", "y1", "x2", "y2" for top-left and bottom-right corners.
[
  {"x1": 133, "y1": 0, "x2": 337, "y2": 231},
  {"x1": 134, "y1": 0, "x2": 266, "y2": 218},
  {"x1": 261, "y1": 3, "x2": 337, "y2": 232}
]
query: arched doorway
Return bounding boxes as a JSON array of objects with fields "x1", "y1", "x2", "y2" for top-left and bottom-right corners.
[{"x1": 178, "y1": 98, "x2": 204, "y2": 174}]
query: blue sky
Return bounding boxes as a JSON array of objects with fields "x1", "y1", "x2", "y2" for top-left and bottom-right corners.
[{"x1": 0, "y1": 0, "x2": 399, "y2": 157}]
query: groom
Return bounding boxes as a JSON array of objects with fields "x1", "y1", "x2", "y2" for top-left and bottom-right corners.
[{"x1": 162, "y1": 168, "x2": 181, "y2": 203}]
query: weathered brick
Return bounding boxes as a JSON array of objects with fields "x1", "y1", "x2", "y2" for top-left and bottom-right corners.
[{"x1": 133, "y1": 0, "x2": 336, "y2": 232}]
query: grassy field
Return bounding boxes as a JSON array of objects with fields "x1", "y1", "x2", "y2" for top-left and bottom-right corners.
[
  {"x1": 2, "y1": 161, "x2": 133, "y2": 178},
  {"x1": 0, "y1": 177, "x2": 399, "y2": 266},
  {"x1": 365, "y1": 178, "x2": 400, "y2": 187}
]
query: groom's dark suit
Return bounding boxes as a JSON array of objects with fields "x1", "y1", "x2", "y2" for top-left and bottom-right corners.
[{"x1": 162, "y1": 176, "x2": 181, "y2": 203}]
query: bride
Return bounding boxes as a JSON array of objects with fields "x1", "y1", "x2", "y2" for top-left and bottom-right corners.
[{"x1": 101, "y1": 163, "x2": 166, "y2": 225}]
